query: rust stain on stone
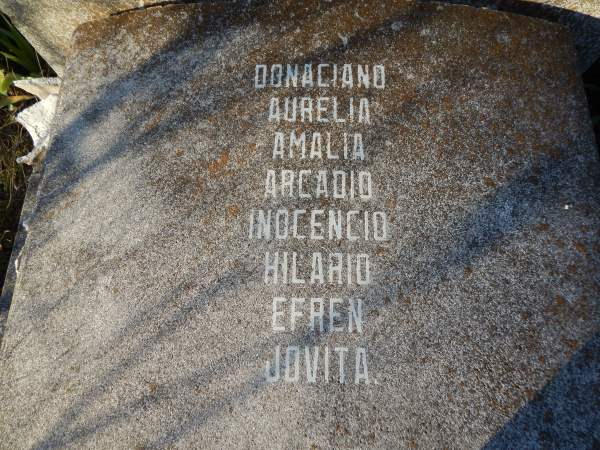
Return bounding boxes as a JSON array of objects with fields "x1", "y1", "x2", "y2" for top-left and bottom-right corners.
[
  {"x1": 144, "y1": 110, "x2": 164, "y2": 132},
  {"x1": 208, "y1": 150, "x2": 230, "y2": 177},
  {"x1": 147, "y1": 381, "x2": 158, "y2": 395},
  {"x1": 545, "y1": 295, "x2": 566, "y2": 316},
  {"x1": 72, "y1": 4, "x2": 206, "y2": 54},
  {"x1": 524, "y1": 388, "x2": 537, "y2": 401},
  {"x1": 483, "y1": 177, "x2": 496, "y2": 188},
  {"x1": 573, "y1": 241, "x2": 587, "y2": 254},
  {"x1": 384, "y1": 196, "x2": 396, "y2": 210},
  {"x1": 544, "y1": 294, "x2": 594, "y2": 323},
  {"x1": 227, "y1": 205, "x2": 240, "y2": 217},
  {"x1": 562, "y1": 337, "x2": 579, "y2": 351}
]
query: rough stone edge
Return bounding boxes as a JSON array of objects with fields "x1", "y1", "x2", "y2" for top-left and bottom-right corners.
[
  {"x1": 427, "y1": 0, "x2": 571, "y2": 32},
  {"x1": 431, "y1": 0, "x2": 600, "y2": 71},
  {"x1": 66, "y1": 0, "x2": 573, "y2": 47},
  {"x1": 427, "y1": 1, "x2": 579, "y2": 74},
  {"x1": 66, "y1": 2, "x2": 207, "y2": 57},
  {"x1": 0, "y1": 166, "x2": 44, "y2": 346},
  {"x1": 109, "y1": 0, "x2": 205, "y2": 17}
]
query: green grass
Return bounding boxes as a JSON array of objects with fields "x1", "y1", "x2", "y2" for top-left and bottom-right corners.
[{"x1": 0, "y1": 108, "x2": 29, "y2": 208}]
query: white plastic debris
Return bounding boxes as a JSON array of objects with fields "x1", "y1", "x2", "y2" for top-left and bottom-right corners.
[
  {"x1": 13, "y1": 77, "x2": 60, "y2": 100},
  {"x1": 13, "y1": 77, "x2": 61, "y2": 166}
]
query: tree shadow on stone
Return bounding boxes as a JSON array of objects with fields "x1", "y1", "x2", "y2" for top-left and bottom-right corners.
[{"x1": 484, "y1": 333, "x2": 600, "y2": 449}]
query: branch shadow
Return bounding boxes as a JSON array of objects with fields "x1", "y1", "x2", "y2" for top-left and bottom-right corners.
[{"x1": 484, "y1": 333, "x2": 600, "y2": 449}]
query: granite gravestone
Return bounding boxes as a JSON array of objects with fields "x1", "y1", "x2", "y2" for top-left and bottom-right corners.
[{"x1": 1, "y1": 2, "x2": 599, "y2": 448}]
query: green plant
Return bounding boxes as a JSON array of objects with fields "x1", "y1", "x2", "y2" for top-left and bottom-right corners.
[
  {"x1": 0, "y1": 13, "x2": 37, "y2": 112},
  {"x1": 0, "y1": 14, "x2": 36, "y2": 211},
  {"x1": 0, "y1": 67, "x2": 16, "y2": 93},
  {"x1": 0, "y1": 13, "x2": 41, "y2": 76},
  {"x1": 0, "y1": 69, "x2": 32, "y2": 109}
]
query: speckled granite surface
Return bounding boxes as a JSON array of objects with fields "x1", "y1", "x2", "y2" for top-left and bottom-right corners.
[
  {"x1": 2, "y1": 0, "x2": 600, "y2": 74},
  {"x1": 1, "y1": 2, "x2": 599, "y2": 448}
]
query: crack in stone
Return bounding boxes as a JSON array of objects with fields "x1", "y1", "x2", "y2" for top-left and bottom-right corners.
[{"x1": 110, "y1": 0, "x2": 208, "y2": 17}]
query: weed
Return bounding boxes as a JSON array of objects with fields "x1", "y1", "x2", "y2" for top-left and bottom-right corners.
[
  {"x1": 0, "y1": 13, "x2": 42, "y2": 77},
  {"x1": 0, "y1": 69, "x2": 32, "y2": 109},
  {"x1": 0, "y1": 108, "x2": 30, "y2": 208},
  {"x1": 0, "y1": 12, "x2": 43, "y2": 209}
]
